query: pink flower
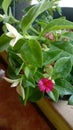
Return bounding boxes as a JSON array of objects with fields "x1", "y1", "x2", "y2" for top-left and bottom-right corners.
[{"x1": 38, "y1": 78, "x2": 54, "y2": 93}]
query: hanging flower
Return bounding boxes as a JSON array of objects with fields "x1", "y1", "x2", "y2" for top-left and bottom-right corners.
[
  {"x1": 3, "y1": 77, "x2": 25, "y2": 100},
  {"x1": 3, "y1": 77, "x2": 20, "y2": 87},
  {"x1": 5, "y1": 23, "x2": 23, "y2": 47},
  {"x1": 38, "y1": 78, "x2": 55, "y2": 93}
]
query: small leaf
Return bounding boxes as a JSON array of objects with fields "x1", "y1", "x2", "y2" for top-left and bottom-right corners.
[
  {"x1": 53, "y1": 57, "x2": 72, "y2": 79},
  {"x1": 2, "y1": 0, "x2": 12, "y2": 14},
  {"x1": 24, "y1": 87, "x2": 29, "y2": 105},
  {"x1": 49, "y1": 41, "x2": 73, "y2": 64},
  {"x1": 34, "y1": 71, "x2": 44, "y2": 82},
  {"x1": 16, "y1": 85, "x2": 25, "y2": 100},
  {"x1": 13, "y1": 39, "x2": 25, "y2": 52},
  {"x1": 8, "y1": 50, "x2": 23, "y2": 75},
  {"x1": 61, "y1": 31, "x2": 73, "y2": 41},
  {"x1": 68, "y1": 95, "x2": 73, "y2": 105},
  {"x1": 21, "y1": 0, "x2": 57, "y2": 32},
  {"x1": 25, "y1": 65, "x2": 37, "y2": 78},
  {"x1": 8, "y1": 64, "x2": 20, "y2": 79},
  {"x1": 47, "y1": 88, "x2": 59, "y2": 102},
  {"x1": 50, "y1": 41, "x2": 73, "y2": 55},
  {"x1": 55, "y1": 79, "x2": 73, "y2": 96},
  {"x1": 21, "y1": 39, "x2": 43, "y2": 67},
  {"x1": 43, "y1": 48, "x2": 62, "y2": 65},
  {"x1": 41, "y1": 18, "x2": 73, "y2": 35},
  {"x1": 24, "y1": 79, "x2": 35, "y2": 88},
  {"x1": 0, "y1": 34, "x2": 11, "y2": 52},
  {"x1": 44, "y1": 65, "x2": 53, "y2": 77},
  {"x1": 29, "y1": 86, "x2": 43, "y2": 102}
]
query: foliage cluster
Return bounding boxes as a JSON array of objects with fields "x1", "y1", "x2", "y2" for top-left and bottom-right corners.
[{"x1": 0, "y1": 0, "x2": 73, "y2": 105}]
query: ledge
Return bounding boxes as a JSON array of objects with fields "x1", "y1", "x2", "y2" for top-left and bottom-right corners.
[{"x1": 37, "y1": 97, "x2": 73, "y2": 130}]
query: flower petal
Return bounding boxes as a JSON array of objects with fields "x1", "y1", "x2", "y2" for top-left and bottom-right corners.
[
  {"x1": 6, "y1": 23, "x2": 18, "y2": 36},
  {"x1": 9, "y1": 38, "x2": 16, "y2": 46},
  {"x1": 6, "y1": 32, "x2": 15, "y2": 38},
  {"x1": 6, "y1": 23, "x2": 23, "y2": 47},
  {"x1": 16, "y1": 85, "x2": 25, "y2": 100},
  {"x1": 11, "y1": 81, "x2": 19, "y2": 87},
  {"x1": 3, "y1": 77, "x2": 15, "y2": 83},
  {"x1": 38, "y1": 78, "x2": 54, "y2": 93},
  {"x1": 3, "y1": 77, "x2": 19, "y2": 86}
]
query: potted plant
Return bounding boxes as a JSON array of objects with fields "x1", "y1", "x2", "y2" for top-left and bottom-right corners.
[{"x1": 0, "y1": 0, "x2": 73, "y2": 106}]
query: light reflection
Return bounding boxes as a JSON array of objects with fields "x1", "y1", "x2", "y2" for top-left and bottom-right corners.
[{"x1": 0, "y1": 69, "x2": 5, "y2": 79}]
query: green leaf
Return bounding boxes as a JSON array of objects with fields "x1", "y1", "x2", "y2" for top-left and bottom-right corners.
[
  {"x1": 44, "y1": 64, "x2": 53, "y2": 77},
  {"x1": 0, "y1": 34, "x2": 11, "y2": 52},
  {"x1": 8, "y1": 50, "x2": 23, "y2": 75},
  {"x1": 8, "y1": 7, "x2": 19, "y2": 24},
  {"x1": 24, "y1": 85, "x2": 43, "y2": 104},
  {"x1": 43, "y1": 48, "x2": 62, "y2": 65},
  {"x1": 29, "y1": 86, "x2": 43, "y2": 102},
  {"x1": 56, "y1": 6, "x2": 62, "y2": 16},
  {"x1": 51, "y1": 41, "x2": 73, "y2": 55},
  {"x1": 53, "y1": 57, "x2": 72, "y2": 79},
  {"x1": 8, "y1": 65, "x2": 20, "y2": 79},
  {"x1": 13, "y1": 39, "x2": 25, "y2": 52},
  {"x1": 25, "y1": 80, "x2": 35, "y2": 88},
  {"x1": 68, "y1": 95, "x2": 73, "y2": 105},
  {"x1": 21, "y1": 0, "x2": 56, "y2": 32},
  {"x1": 34, "y1": 71, "x2": 44, "y2": 82},
  {"x1": 23, "y1": 77, "x2": 35, "y2": 88},
  {"x1": 2, "y1": 0, "x2": 12, "y2": 14},
  {"x1": 49, "y1": 41, "x2": 73, "y2": 64},
  {"x1": 61, "y1": 31, "x2": 73, "y2": 41},
  {"x1": 55, "y1": 79, "x2": 73, "y2": 96},
  {"x1": 24, "y1": 65, "x2": 37, "y2": 78},
  {"x1": 47, "y1": 88, "x2": 59, "y2": 102},
  {"x1": 0, "y1": 0, "x2": 3, "y2": 7},
  {"x1": 24, "y1": 87, "x2": 29, "y2": 105},
  {"x1": 20, "y1": 39, "x2": 43, "y2": 67},
  {"x1": 41, "y1": 18, "x2": 73, "y2": 35}
]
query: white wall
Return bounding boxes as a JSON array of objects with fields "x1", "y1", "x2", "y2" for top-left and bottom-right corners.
[
  {"x1": 59, "y1": 0, "x2": 73, "y2": 7},
  {"x1": 31, "y1": 0, "x2": 73, "y2": 7},
  {"x1": 31, "y1": 0, "x2": 38, "y2": 5}
]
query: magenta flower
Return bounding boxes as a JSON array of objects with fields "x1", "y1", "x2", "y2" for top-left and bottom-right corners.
[{"x1": 38, "y1": 78, "x2": 54, "y2": 93}]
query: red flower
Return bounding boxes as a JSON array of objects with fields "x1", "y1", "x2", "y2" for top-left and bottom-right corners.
[{"x1": 38, "y1": 78, "x2": 54, "y2": 93}]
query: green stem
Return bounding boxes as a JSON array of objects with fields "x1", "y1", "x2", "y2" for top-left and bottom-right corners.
[{"x1": 30, "y1": 26, "x2": 39, "y2": 35}]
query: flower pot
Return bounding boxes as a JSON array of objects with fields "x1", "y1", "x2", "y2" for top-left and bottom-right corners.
[{"x1": 54, "y1": 7, "x2": 73, "y2": 21}]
